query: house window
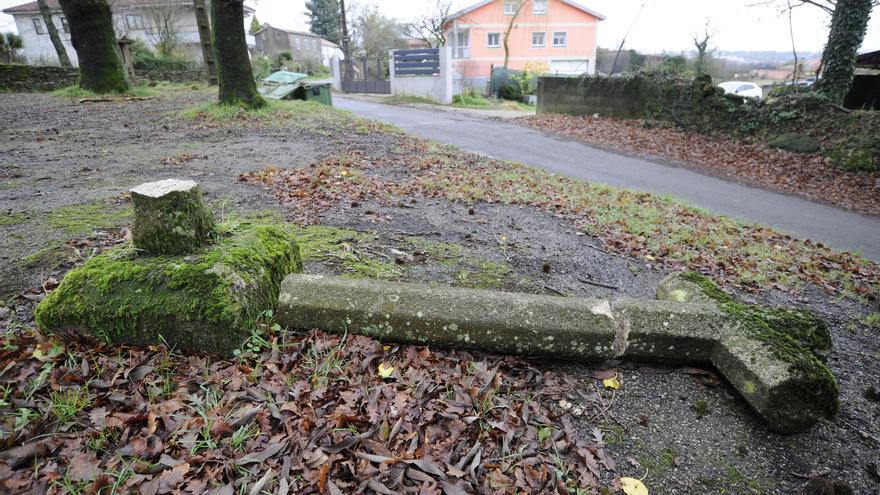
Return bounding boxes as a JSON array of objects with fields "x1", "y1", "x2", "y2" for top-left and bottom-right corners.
[
  {"x1": 503, "y1": 0, "x2": 519, "y2": 15},
  {"x1": 453, "y1": 29, "x2": 469, "y2": 59},
  {"x1": 32, "y1": 18, "x2": 45, "y2": 35},
  {"x1": 295, "y1": 38, "x2": 301, "y2": 50},
  {"x1": 533, "y1": 0, "x2": 548, "y2": 14},
  {"x1": 125, "y1": 14, "x2": 145, "y2": 30},
  {"x1": 531, "y1": 32, "x2": 545, "y2": 48},
  {"x1": 59, "y1": 17, "x2": 69, "y2": 34},
  {"x1": 487, "y1": 32, "x2": 500, "y2": 48},
  {"x1": 553, "y1": 32, "x2": 567, "y2": 47}
]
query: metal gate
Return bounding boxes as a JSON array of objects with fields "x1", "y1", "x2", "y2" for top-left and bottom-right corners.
[{"x1": 341, "y1": 57, "x2": 390, "y2": 94}]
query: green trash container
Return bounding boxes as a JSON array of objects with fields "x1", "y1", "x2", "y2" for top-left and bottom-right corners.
[{"x1": 302, "y1": 83, "x2": 332, "y2": 106}]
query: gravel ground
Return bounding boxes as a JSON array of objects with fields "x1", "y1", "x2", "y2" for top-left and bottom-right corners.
[{"x1": 1, "y1": 90, "x2": 879, "y2": 494}]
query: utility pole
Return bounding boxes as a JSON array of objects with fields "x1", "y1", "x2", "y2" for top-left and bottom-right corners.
[{"x1": 339, "y1": 0, "x2": 353, "y2": 80}]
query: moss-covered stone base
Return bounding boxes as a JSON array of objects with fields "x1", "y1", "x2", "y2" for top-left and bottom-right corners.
[{"x1": 35, "y1": 221, "x2": 302, "y2": 357}]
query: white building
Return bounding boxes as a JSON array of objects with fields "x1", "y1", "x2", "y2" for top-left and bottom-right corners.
[
  {"x1": 2, "y1": 0, "x2": 256, "y2": 67},
  {"x1": 321, "y1": 39, "x2": 344, "y2": 67}
]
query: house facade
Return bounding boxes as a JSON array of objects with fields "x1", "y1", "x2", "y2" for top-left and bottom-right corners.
[
  {"x1": 2, "y1": 0, "x2": 256, "y2": 67},
  {"x1": 443, "y1": 0, "x2": 604, "y2": 79},
  {"x1": 254, "y1": 25, "x2": 324, "y2": 67}
]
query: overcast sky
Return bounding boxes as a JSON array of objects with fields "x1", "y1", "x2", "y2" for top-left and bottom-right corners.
[{"x1": 1, "y1": 0, "x2": 877, "y2": 54}]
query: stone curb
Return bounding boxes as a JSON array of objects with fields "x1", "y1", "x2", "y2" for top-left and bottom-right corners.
[{"x1": 277, "y1": 274, "x2": 837, "y2": 433}]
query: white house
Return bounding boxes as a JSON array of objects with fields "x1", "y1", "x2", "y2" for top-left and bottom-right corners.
[
  {"x1": 2, "y1": 0, "x2": 256, "y2": 67},
  {"x1": 321, "y1": 38, "x2": 344, "y2": 67}
]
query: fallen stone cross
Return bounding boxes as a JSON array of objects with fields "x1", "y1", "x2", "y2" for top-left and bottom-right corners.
[
  {"x1": 36, "y1": 179, "x2": 302, "y2": 356},
  {"x1": 276, "y1": 272, "x2": 838, "y2": 433}
]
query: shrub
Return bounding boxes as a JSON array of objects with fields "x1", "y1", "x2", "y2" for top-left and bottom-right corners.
[
  {"x1": 498, "y1": 84, "x2": 522, "y2": 101},
  {"x1": 767, "y1": 133, "x2": 820, "y2": 153},
  {"x1": 130, "y1": 40, "x2": 194, "y2": 71}
]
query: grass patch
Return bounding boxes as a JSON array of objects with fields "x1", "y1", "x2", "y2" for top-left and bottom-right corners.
[
  {"x1": 45, "y1": 200, "x2": 132, "y2": 236},
  {"x1": 452, "y1": 95, "x2": 534, "y2": 112},
  {"x1": 405, "y1": 154, "x2": 878, "y2": 301},
  {"x1": 0, "y1": 211, "x2": 30, "y2": 227},
  {"x1": 179, "y1": 99, "x2": 380, "y2": 135},
  {"x1": 50, "y1": 386, "x2": 91, "y2": 425},
  {"x1": 51, "y1": 85, "x2": 155, "y2": 100},
  {"x1": 291, "y1": 225, "x2": 401, "y2": 280},
  {"x1": 21, "y1": 241, "x2": 69, "y2": 268},
  {"x1": 384, "y1": 95, "x2": 438, "y2": 106},
  {"x1": 863, "y1": 313, "x2": 880, "y2": 329}
]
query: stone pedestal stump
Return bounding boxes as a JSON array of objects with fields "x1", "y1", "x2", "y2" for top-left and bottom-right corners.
[
  {"x1": 131, "y1": 179, "x2": 215, "y2": 255},
  {"x1": 35, "y1": 179, "x2": 302, "y2": 357}
]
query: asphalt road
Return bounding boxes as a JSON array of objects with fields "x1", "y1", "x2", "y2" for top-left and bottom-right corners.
[{"x1": 335, "y1": 97, "x2": 880, "y2": 261}]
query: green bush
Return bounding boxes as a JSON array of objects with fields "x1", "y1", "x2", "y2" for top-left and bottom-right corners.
[
  {"x1": 498, "y1": 84, "x2": 522, "y2": 101},
  {"x1": 130, "y1": 40, "x2": 194, "y2": 71}
]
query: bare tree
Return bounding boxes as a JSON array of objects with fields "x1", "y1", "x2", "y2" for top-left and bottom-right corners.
[
  {"x1": 692, "y1": 21, "x2": 714, "y2": 76},
  {"x1": 405, "y1": 0, "x2": 451, "y2": 48},
  {"x1": 37, "y1": 0, "x2": 72, "y2": 66},
  {"x1": 503, "y1": 0, "x2": 527, "y2": 67},
  {"x1": 144, "y1": 1, "x2": 184, "y2": 58}
]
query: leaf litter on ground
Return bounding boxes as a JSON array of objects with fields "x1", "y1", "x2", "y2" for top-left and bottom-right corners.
[
  {"x1": 516, "y1": 113, "x2": 880, "y2": 217},
  {"x1": 0, "y1": 320, "x2": 617, "y2": 494}
]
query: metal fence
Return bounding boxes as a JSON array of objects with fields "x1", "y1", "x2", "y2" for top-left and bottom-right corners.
[
  {"x1": 393, "y1": 49, "x2": 440, "y2": 76},
  {"x1": 341, "y1": 79, "x2": 391, "y2": 94}
]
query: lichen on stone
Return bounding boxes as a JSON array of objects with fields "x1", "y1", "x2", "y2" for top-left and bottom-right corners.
[
  {"x1": 680, "y1": 272, "x2": 839, "y2": 419},
  {"x1": 35, "y1": 221, "x2": 302, "y2": 356}
]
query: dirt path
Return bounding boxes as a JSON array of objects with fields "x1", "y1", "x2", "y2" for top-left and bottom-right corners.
[{"x1": 1, "y1": 90, "x2": 879, "y2": 493}]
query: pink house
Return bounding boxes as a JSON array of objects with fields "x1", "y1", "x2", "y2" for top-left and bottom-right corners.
[{"x1": 443, "y1": 0, "x2": 605, "y2": 80}]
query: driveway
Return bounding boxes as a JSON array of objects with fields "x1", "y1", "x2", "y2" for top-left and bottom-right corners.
[{"x1": 335, "y1": 96, "x2": 880, "y2": 261}]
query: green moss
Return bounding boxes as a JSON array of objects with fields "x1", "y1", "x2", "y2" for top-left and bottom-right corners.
[
  {"x1": 692, "y1": 398, "x2": 709, "y2": 418},
  {"x1": 407, "y1": 238, "x2": 463, "y2": 263},
  {"x1": 21, "y1": 241, "x2": 69, "y2": 268},
  {"x1": 767, "y1": 133, "x2": 820, "y2": 153},
  {"x1": 0, "y1": 211, "x2": 30, "y2": 227},
  {"x1": 637, "y1": 447, "x2": 678, "y2": 476},
  {"x1": 286, "y1": 225, "x2": 401, "y2": 280},
  {"x1": 131, "y1": 184, "x2": 215, "y2": 255},
  {"x1": 35, "y1": 221, "x2": 301, "y2": 356},
  {"x1": 46, "y1": 201, "x2": 132, "y2": 236},
  {"x1": 680, "y1": 272, "x2": 839, "y2": 418}
]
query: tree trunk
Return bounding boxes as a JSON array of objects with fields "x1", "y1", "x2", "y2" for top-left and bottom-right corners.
[
  {"x1": 816, "y1": 0, "x2": 873, "y2": 104},
  {"x1": 38, "y1": 0, "x2": 71, "y2": 67},
  {"x1": 210, "y1": 0, "x2": 264, "y2": 108},
  {"x1": 58, "y1": 0, "x2": 129, "y2": 93}
]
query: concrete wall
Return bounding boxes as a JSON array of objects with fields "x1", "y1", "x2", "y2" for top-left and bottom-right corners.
[
  {"x1": 390, "y1": 47, "x2": 455, "y2": 104},
  {"x1": 538, "y1": 75, "x2": 656, "y2": 117},
  {"x1": 0, "y1": 64, "x2": 205, "y2": 92}
]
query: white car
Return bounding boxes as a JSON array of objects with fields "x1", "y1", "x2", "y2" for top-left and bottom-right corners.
[{"x1": 718, "y1": 81, "x2": 763, "y2": 99}]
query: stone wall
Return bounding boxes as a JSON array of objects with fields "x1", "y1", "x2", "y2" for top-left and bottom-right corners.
[
  {"x1": 134, "y1": 69, "x2": 205, "y2": 84},
  {"x1": 537, "y1": 74, "x2": 748, "y2": 131},
  {"x1": 0, "y1": 64, "x2": 206, "y2": 92},
  {"x1": 0, "y1": 64, "x2": 78, "y2": 92}
]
